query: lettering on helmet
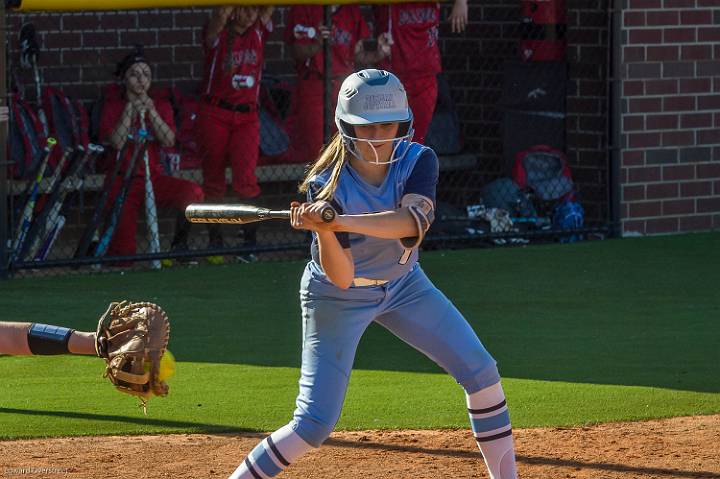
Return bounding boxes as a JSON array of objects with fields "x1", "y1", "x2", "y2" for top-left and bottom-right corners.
[{"x1": 363, "y1": 94, "x2": 396, "y2": 111}]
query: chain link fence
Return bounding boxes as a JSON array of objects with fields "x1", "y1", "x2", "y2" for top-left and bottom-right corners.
[{"x1": 2, "y1": 0, "x2": 612, "y2": 278}]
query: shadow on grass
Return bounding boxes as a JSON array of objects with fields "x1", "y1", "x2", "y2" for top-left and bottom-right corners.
[{"x1": 0, "y1": 407, "x2": 255, "y2": 436}]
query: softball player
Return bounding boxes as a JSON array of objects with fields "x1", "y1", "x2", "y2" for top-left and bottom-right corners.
[
  {"x1": 197, "y1": 6, "x2": 274, "y2": 251},
  {"x1": 100, "y1": 47, "x2": 204, "y2": 261},
  {"x1": 284, "y1": 5, "x2": 388, "y2": 164},
  {"x1": 373, "y1": 0, "x2": 468, "y2": 145},
  {"x1": 229, "y1": 69, "x2": 517, "y2": 479}
]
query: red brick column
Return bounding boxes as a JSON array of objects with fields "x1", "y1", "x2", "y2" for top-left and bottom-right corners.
[{"x1": 621, "y1": 0, "x2": 720, "y2": 235}]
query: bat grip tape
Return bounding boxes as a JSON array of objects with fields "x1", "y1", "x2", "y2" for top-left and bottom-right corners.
[{"x1": 27, "y1": 323, "x2": 75, "y2": 355}]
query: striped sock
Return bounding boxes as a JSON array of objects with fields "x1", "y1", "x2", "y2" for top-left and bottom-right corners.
[
  {"x1": 466, "y1": 382, "x2": 518, "y2": 479},
  {"x1": 229, "y1": 424, "x2": 314, "y2": 479}
]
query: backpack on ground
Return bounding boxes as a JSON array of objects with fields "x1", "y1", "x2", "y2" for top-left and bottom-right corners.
[
  {"x1": 481, "y1": 177, "x2": 537, "y2": 219},
  {"x1": 512, "y1": 144, "x2": 574, "y2": 202}
]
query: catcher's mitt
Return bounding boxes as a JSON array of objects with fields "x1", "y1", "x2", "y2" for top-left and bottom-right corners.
[{"x1": 96, "y1": 301, "x2": 170, "y2": 411}]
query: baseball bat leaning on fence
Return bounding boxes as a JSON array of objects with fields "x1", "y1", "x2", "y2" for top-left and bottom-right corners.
[
  {"x1": 74, "y1": 142, "x2": 128, "y2": 259},
  {"x1": 139, "y1": 112, "x2": 161, "y2": 269},
  {"x1": 20, "y1": 145, "x2": 82, "y2": 260},
  {"x1": 93, "y1": 131, "x2": 150, "y2": 259},
  {"x1": 9, "y1": 138, "x2": 57, "y2": 267},
  {"x1": 19, "y1": 23, "x2": 49, "y2": 136},
  {"x1": 185, "y1": 203, "x2": 336, "y2": 225},
  {"x1": 33, "y1": 144, "x2": 106, "y2": 261}
]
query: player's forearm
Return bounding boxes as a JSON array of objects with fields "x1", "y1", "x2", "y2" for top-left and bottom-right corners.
[
  {"x1": 0, "y1": 323, "x2": 96, "y2": 356},
  {"x1": 147, "y1": 109, "x2": 175, "y2": 148},
  {"x1": 0, "y1": 322, "x2": 32, "y2": 355},
  {"x1": 109, "y1": 104, "x2": 135, "y2": 150},
  {"x1": 205, "y1": 9, "x2": 229, "y2": 47},
  {"x1": 334, "y1": 209, "x2": 418, "y2": 240},
  {"x1": 68, "y1": 331, "x2": 97, "y2": 355},
  {"x1": 317, "y1": 231, "x2": 354, "y2": 289},
  {"x1": 259, "y1": 6, "x2": 274, "y2": 26}
]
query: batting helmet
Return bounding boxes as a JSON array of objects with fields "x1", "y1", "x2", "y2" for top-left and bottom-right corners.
[{"x1": 335, "y1": 69, "x2": 414, "y2": 164}]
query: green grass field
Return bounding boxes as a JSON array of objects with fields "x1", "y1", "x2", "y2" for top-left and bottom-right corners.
[{"x1": 1, "y1": 233, "x2": 718, "y2": 439}]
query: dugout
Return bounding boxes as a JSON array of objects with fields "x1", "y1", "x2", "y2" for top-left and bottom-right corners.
[{"x1": 0, "y1": 0, "x2": 614, "y2": 278}]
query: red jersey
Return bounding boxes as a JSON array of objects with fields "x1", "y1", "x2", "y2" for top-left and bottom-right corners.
[
  {"x1": 99, "y1": 96, "x2": 175, "y2": 178},
  {"x1": 374, "y1": 3, "x2": 441, "y2": 79},
  {"x1": 285, "y1": 5, "x2": 370, "y2": 79},
  {"x1": 201, "y1": 19, "x2": 271, "y2": 104}
]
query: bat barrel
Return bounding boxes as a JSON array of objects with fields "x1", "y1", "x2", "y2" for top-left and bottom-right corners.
[
  {"x1": 185, "y1": 203, "x2": 286, "y2": 224},
  {"x1": 185, "y1": 203, "x2": 335, "y2": 224}
]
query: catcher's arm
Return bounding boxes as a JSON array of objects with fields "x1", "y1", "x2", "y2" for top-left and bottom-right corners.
[{"x1": 0, "y1": 322, "x2": 96, "y2": 355}]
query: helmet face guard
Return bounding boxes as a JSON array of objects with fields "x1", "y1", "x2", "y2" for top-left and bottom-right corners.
[
  {"x1": 337, "y1": 118, "x2": 414, "y2": 165},
  {"x1": 335, "y1": 69, "x2": 415, "y2": 165}
]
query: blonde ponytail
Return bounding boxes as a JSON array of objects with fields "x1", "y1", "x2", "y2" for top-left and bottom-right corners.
[{"x1": 299, "y1": 133, "x2": 348, "y2": 201}]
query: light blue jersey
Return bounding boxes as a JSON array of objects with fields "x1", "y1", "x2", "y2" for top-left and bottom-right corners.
[{"x1": 307, "y1": 141, "x2": 438, "y2": 282}]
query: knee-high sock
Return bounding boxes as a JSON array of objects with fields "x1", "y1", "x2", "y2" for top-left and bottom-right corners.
[
  {"x1": 229, "y1": 424, "x2": 315, "y2": 479},
  {"x1": 466, "y1": 382, "x2": 518, "y2": 479}
]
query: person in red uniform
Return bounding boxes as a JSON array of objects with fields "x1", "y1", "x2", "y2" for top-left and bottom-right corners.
[
  {"x1": 374, "y1": 0, "x2": 468, "y2": 144},
  {"x1": 196, "y1": 6, "x2": 274, "y2": 251},
  {"x1": 284, "y1": 5, "x2": 389, "y2": 164},
  {"x1": 99, "y1": 46, "x2": 204, "y2": 262}
]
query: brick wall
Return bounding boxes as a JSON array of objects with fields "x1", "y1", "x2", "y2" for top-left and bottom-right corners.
[
  {"x1": 8, "y1": 1, "x2": 610, "y2": 221},
  {"x1": 621, "y1": 0, "x2": 720, "y2": 235}
]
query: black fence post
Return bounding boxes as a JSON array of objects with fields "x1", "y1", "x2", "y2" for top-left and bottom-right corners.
[
  {"x1": 323, "y1": 5, "x2": 331, "y2": 143},
  {"x1": 0, "y1": 1, "x2": 9, "y2": 280},
  {"x1": 608, "y1": 0, "x2": 623, "y2": 237}
]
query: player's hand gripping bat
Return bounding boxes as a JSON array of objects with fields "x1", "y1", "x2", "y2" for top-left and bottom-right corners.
[{"x1": 185, "y1": 203, "x2": 336, "y2": 225}]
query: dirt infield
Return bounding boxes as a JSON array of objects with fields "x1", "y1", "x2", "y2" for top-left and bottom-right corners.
[{"x1": 1, "y1": 415, "x2": 718, "y2": 479}]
